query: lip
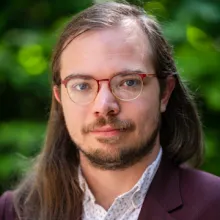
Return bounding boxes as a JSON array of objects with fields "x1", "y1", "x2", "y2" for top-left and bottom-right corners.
[
  {"x1": 90, "y1": 127, "x2": 125, "y2": 137},
  {"x1": 92, "y1": 127, "x2": 120, "y2": 132}
]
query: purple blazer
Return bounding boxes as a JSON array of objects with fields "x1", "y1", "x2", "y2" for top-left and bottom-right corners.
[{"x1": 1, "y1": 157, "x2": 220, "y2": 220}]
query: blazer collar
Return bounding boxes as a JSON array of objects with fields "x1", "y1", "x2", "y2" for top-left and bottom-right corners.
[{"x1": 138, "y1": 156, "x2": 183, "y2": 220}]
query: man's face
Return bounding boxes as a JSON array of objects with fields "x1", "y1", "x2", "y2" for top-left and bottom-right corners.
[{"x1": 56, "y1": 25, "x2": 167, "y2": 170}]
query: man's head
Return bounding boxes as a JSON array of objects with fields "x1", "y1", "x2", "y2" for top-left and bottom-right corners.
[
  {"x1": 51, "y1": 2, "x2": 203, "y2": 168},
  {"x1": 53, "y1": 18, "x2": 176, "y2": 170}
]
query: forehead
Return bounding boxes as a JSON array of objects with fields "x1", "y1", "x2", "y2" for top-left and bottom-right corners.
[{"x1": 60, "y1": 22, "x2": 154, "y2": 78}]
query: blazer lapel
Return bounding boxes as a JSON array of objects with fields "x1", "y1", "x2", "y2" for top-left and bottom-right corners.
[{"x1": 138, "y1": 156, "x2": 183, "y2": 220}]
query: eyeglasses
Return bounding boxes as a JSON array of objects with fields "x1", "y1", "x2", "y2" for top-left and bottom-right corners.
[{"x1": 61, "y1": 72, "x2": 157, "y2": 105}]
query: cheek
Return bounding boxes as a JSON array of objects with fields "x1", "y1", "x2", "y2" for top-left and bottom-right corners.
[
  {"x1": 61, "y1": 88, "x2": 87, "y2": 139},
  {"x1": 130, "y1": 91, "x2": 160, "y2": 132}
]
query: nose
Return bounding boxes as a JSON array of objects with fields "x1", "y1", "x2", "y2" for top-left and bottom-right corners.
[{"x1": 92, "y1": 82, "x2": 120, "y2": 117}]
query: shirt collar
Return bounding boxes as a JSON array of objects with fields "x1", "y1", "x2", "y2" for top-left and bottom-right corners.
[{"x1": 78, "y1": 147, "x2": 163, "y2": 207}]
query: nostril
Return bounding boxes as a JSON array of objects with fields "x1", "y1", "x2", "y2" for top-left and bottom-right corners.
[{"x1": 109, "y1": 109, "x2": 117, "y2": 114}]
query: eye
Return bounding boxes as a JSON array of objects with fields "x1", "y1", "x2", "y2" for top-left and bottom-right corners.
[
  {"x1": 74, "y1": 83, "x2": 90, "y2": 91},
  {"x1": 124, "y1": 80, "x2": 137, "y2": 86},
  {"x1": 122, "y1": 79, "x2": 140, "y2": 87}
]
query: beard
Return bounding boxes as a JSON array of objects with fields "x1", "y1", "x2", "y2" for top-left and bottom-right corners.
[{"x1": 73, "y1": 115, "x2": 160, "y2": 170}]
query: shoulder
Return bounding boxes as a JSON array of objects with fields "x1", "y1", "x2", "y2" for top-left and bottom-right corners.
[
  {"x1": 179, "y1": 166, "x2": 220, "y2": 214},
  {"x1": 179, "y1": 165, "x2": 220, "y2": 194},
  {"x1": 0, "y1": 191, "x2": 16, "y2": 220}
]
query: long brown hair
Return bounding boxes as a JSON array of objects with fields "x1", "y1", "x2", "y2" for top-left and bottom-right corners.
[{"x1": 14, "y1": 2, "x2": 204, "y2": 220}]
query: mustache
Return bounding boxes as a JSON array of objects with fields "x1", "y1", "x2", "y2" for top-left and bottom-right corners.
[{"x1": 82, "y1": 116, "x2": 135, "y2": 134}]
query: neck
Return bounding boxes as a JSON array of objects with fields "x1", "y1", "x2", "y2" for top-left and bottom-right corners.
[{"x1": 79, "y1": 144, "x2": 160, "y2": 210}]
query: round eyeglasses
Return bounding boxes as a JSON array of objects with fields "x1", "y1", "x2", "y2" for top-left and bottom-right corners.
[{"x1": 61, "y1": 72, "x2": 157, "y2": 105}]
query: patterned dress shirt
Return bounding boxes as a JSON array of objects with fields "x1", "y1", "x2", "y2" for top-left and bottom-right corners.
[{"x1": 78, "y1": 148, "x2": 162, "y2": 220}]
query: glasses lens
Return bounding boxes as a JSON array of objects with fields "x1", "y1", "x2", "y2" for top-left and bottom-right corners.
[
  {"x1": 111, "y1": 74, "x2": 143, "y2": 101},
  {"x1": 66, "y1": 77, "x2": 97, "y2": 104}
]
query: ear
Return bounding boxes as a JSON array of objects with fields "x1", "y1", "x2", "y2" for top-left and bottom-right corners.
[
  {"x1": 53, "y1": 85, "x2": 61, "y2": 103},
  {"x1": 160, "y1": 76, "x2": 176, "y2": 113}
]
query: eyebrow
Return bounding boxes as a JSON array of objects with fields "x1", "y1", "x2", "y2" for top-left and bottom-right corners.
[
  {"x1": 63, "y1": 69, "x2": 146, "y2": 81},
  {"x1": 113, "y1": 69, "x2": 145, "y2": 76}
]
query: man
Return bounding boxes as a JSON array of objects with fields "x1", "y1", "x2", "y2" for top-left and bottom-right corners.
[{"x1": 1, "y1": 2, "x2": 220, "y2": 220}]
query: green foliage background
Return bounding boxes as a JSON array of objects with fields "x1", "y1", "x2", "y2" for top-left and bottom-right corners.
[{"x1": 0, "y1": 0, "x2": 220, "y2": 194}]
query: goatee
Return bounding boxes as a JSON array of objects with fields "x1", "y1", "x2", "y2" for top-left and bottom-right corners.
[{"x1": 74, "y1": 116, "x2": 160, "y2": 170}]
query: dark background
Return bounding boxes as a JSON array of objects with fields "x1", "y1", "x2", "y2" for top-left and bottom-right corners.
[{"x1": 0, "y1": 0, "x2": 220, "y2": 194}]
